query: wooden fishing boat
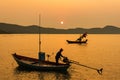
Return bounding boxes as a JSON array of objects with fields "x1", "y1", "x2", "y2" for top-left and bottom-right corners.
[
  {"x1": 12, "y1": 15, "x2": 70, "y2": 71},
  {"x1": 12, "y1": 53, "x2": 70, "y2": 71},
  {"x1": 66, "y1": 39, "x2": 88, "y2": 44}
]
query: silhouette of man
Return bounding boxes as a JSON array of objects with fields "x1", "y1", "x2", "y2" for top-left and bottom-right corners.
[
  {"x1": 55, "y1": 48, "x2": 64, "y2": 64},
  {"x1": 77, "y1": 32, "x2": 87, "y2": 42},
  {"x1": 82, "y1": 32, "x2": 87, "y2": 38}
]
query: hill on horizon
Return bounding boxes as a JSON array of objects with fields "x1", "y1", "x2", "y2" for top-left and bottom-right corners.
[{"x1": 0, "y1": 23, "x2": 120, "y2": 34}]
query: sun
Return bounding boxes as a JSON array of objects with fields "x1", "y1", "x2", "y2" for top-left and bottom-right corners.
[{"x1": 60, "y1": 21, "x2": 64, "y2": 24}]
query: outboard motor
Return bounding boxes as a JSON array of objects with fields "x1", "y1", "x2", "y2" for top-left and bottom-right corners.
[{"x1": 63, "y1": 57, "x2": 70, "y2": 64}]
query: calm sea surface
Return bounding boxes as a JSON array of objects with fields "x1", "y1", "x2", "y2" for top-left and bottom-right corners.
[{"x1": 0, "y1": 34, "x2": 120, "y2": 80}]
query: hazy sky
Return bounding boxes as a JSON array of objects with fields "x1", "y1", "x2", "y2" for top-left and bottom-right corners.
[{"x1": 0, "y1": 0, "x2": 120, "y2": 29}]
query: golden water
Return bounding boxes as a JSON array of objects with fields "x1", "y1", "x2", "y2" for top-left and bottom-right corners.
[{"x1": 0, "y1": 34, "x2": 120, "y2": 80}]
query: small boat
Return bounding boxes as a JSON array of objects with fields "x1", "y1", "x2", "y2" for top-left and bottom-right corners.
[
  {"x1": 12, "y1": 53, "x2": 70, "y2": 71},
  {"x1": 66, "y1": 39, "x2": 88, "y2": 44},
  {"x1": 67, "y1": 32, "x2": 88, "y2": 44}
]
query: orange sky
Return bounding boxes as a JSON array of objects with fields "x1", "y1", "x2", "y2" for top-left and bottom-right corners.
[{"x1": 0, "y1": 0, "x2": 120, "y2": 29}]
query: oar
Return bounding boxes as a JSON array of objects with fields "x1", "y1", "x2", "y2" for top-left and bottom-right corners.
[{"x1": 70, "y1": 60, "x2": 103, "y2": 75}]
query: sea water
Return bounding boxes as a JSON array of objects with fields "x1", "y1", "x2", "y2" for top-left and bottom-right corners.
[{"x1": 0, "y1": 34, "x2": 120, "y2": 80}]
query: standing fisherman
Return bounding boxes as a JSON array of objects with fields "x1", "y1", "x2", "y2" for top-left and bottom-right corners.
[
  {"x1": 77, "y1": 32, "x2": 87, "y2": 42},
  {"x1": 55, "y1": 48, "x2": 64, "y2": 64}
]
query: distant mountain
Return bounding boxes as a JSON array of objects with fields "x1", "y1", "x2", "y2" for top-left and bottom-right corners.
[{"x1": 0, "y1": 23, "x2": 120, "y2": 34}]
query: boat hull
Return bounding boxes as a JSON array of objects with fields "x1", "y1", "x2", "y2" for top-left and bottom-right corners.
[
  {"x1": 12, "y1": 53, "x2": 70, "y2": 71},
  {"x1": 66, "y1": 39, "x2": 87, "y2": 44}
]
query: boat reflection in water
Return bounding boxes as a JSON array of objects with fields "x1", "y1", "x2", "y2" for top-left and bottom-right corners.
[{"x1": 14, "y1": 66, "x2": 71, "y2": 80}]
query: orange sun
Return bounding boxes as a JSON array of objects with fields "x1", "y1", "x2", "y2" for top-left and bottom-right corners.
[{"x1": 60, "y1": 21, "x2": 64, "y2": 24}]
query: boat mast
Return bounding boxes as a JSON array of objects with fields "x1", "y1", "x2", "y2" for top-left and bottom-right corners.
[
  {"x1": 38, "y1": 14, "x2": 45, "y2": 62},
  {"x1": 39, "y1": 14, "x2": 41, "y2": 53}
]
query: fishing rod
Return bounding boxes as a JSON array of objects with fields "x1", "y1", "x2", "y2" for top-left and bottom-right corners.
[{"x1": 63, "y1": 57, "x2": 103, "y2": 75}]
